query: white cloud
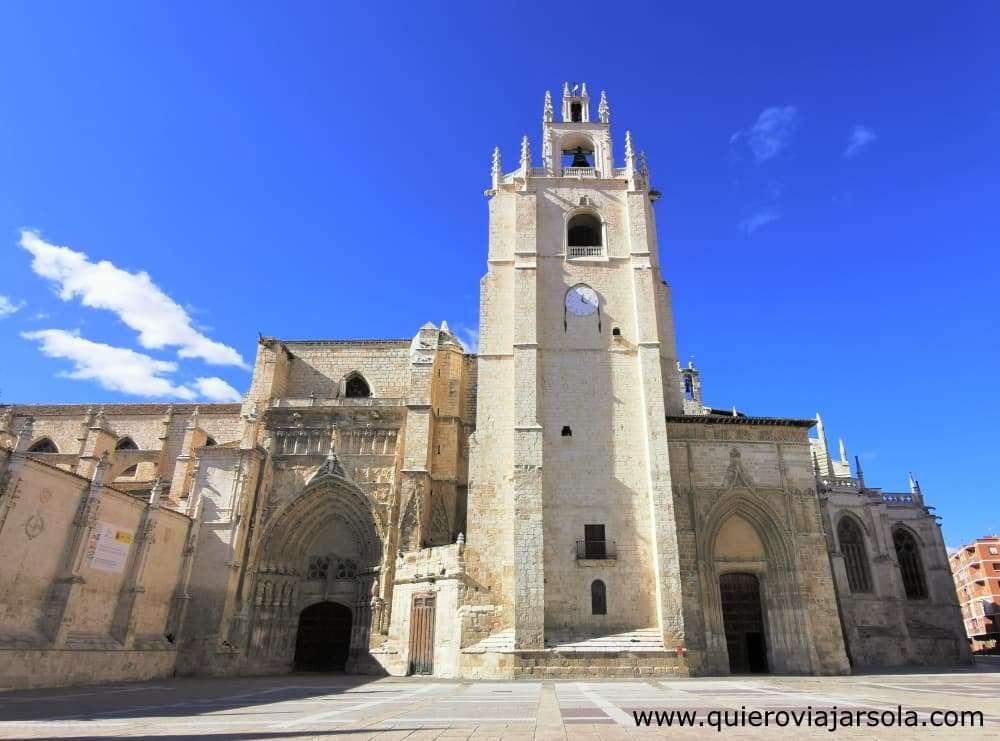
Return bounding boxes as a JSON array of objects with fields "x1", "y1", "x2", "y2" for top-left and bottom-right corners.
[
  {"x1": 844, "y1": 125, "x2": 877, "y2": 158},
  {"x1": 0, "y1": 295, "x2": 23, "y2": 318},
  {"x1": 193, "y1": 376, "x2": 242, "y2": 402},
  {"x1": 453, "y1": 322, "x2": 479, "y2": 354},
  {"x1": 738, "y1": 209, "x2": 781, "y2": 234},
  {"x1": 18, "y1": 230, "x2": 247, "y2": 368},
  {"x1": 21, "y1": 329, "x2": 197, "y2": 399},
  {"x1": 731, "y1": 106, "x2": 799, "y2": 163}
]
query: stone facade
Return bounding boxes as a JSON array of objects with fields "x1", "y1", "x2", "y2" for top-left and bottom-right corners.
[
  {"x1": 0, "y1": 83, "x2": 970, "y2": 688},
  {"x1": 811, "y1": 418, "x2": 971, "y2": 668}
]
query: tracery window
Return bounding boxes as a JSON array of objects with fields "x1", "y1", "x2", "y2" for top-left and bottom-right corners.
[
  {"x1": 344, "y1": 373, "x2": 371, "y2": 399},
  {"x1": 27, "y1": 438, "x2": 58, "y2": 454},
  {"x1": 893, "y1": 528, "x2": 928, "y2": 600},
  {"x1": 334, "y1": 557, "x2": 358, "y2": 580},
  {"x1": 591, "y1": 579, "x2": 607, "y2": 615},
  {"x1": 307, "y1": 555, "x2": 329, "y2": 581},
  {"x1": 837, "y1": 517, "x2": 872, "y2": 593}
]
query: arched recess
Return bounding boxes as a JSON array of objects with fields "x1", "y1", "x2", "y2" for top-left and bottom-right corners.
[
  {"x1": 244, "y1": 473, "x2": 383, "y2": 672},
  {"x1": 115, "y1": 437, "x2": 138, "y2": 450},
  {"x1": 340, "y1": 371, "x2": 373, "y2": 399},
  {"x1": 554, "y1": 131, "x2": 607, "y2": 176},
  {"x1": 698, "y1": 492, "x2": 813, "y2": 675},
  {"x1": 27, "y1": 438, "x2": 58, "y2": 454}
]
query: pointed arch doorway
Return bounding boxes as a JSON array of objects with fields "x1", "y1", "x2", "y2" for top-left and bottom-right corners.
[
  {"x1": 719, "y1": 573, "x2": 769, "y2": 674},
  {"x1": 294, "y1": 601, "x2": 353, "y2": 671}
]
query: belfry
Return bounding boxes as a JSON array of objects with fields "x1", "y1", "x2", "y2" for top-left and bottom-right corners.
[{"x1": 0, "y1": 83, "x2": 970, "y2": 687}]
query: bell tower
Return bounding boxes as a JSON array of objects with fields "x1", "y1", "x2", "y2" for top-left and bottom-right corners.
[{"x1": 464, "y1": 83, "x2": 687, "y2": 658}]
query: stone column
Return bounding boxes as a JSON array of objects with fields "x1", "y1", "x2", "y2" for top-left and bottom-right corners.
[
  {"x1": 43, "y1": 453, "x2": 111, "y2": 644},
  {"x1": 512, "y1": 189, "x2": 545, "y2": 650},
  {"x1": 625, "y1": 190, "x2": 687, "y2": 651},
  {"x1": 170, "y1": 408, "x2": 207, "y2": 502},
  {"x1": 110, "y1": 479, "x2": 165, "y2": 646}
]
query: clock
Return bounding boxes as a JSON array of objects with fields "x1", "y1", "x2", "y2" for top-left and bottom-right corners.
[{"x1": 565, "y1": 284, "x2": 599, "y2": 316}]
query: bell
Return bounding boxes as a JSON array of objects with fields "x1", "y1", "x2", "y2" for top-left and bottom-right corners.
[{"x1": 569, "y1": 147, "x2": 591, "y2": 168}]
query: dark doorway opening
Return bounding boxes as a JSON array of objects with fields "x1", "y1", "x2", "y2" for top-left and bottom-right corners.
[
  {"x1": 719, "y1": 572, "x2": 769, "y2": 674},
  {"x1": 294, "y1": 601, "x2": 352, "y2": 671}
]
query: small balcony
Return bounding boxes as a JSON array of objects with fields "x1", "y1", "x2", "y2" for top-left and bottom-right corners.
[
  {"x1": 576, "y1": 540, "x2": 617, "y2": 560},
  {"x1": 568, "y1": 246, "x2": 603, "y2": 258}
]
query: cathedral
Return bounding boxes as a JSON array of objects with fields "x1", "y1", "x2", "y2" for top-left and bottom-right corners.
[{"x1": 0, "y1": 84, "x2": 970, "y2": 688}]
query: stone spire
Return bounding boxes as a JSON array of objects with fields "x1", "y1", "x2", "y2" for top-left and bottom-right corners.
[
  {"x1": 14, "y1": 417, "x2": 34, "y2": 453},
  {"x1": 91, "y1": 451, "x2": 111, "y2": 490},
  {"x1": 624, "y1": 130, "x2": 636, "y2": 171},
  {"x1": 491, "y1": 146, "x2": 502, "y2": 189},
  {"x1": 520, "y1": 135, "x2": 531, "y2": 169},
  {"x1": 563, "y1": 81, "x2": 570, "y2": 98},
  {"x1": 854, "y1": 455, "x2": 865, "y2": 490},
  {"x1": 148, "y1": 478, "x2": 163, "y2": 508},
  {"x1": 908, "y1": 472, "x2": 922, "y2": 496},
  {"x1": 598, "y1": 90, "x2": 609, "y2": 123},
  {"x1": 838, "y1": 438, "x2": 848, "y2": 464},
  {"x1": 543, "y1": 90, "x2": 553, "y2": 123}
]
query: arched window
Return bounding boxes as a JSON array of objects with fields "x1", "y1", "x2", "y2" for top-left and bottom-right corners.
[
  {"x1": 567, "y1": 213, "x2": 602, "y2": 248},
  {"x1": 591, "y1": 579, "x2": 607, "y2": 615},
  {"x1": 893, "y1": 528, "x2": 928, "y2": 599},
  {"x1": 344, "y1": 373, "x2": 371, "y2": 399},
  {"x1": 115, "y1": 437, "x2": 138, "y2": 450},
  {"x1": 837, "y1": 517, "x2": 872, "y2": 593},
  {"x1": 27, "y1": 438, "x2": 58, "y2": 454},
  {"x1": 205, "y1": 436, "x2": 217, "y2": 447}
]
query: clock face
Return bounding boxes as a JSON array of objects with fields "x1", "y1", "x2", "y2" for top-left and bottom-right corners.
[{"x1": 565, "y1": 284, "x2": 599, "y2": 316}]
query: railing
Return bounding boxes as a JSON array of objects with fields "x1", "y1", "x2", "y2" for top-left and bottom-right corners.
[
  {"x1": 568, "y1": 246, "x2": 603, "y2": 258},
  {"x1": 576, "y1": 540, "x2": 617, "y2": 560},
  {"x1": 271, "y1": 397, "x2": 406, "y2": 408},
  {"x1": 882, "y1": 493, "x2": 915, "y2": 504},
  {"x1": 563, "y1": 167, "x2": 597, "y2": 178},
  {"x1": 820, "y1": 477, "x2": 860, "y2": 491}
]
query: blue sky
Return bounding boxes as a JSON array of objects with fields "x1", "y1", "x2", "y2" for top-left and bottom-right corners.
[{"x1": 1, "y1": 2, "x2": 997, "y2": 546}]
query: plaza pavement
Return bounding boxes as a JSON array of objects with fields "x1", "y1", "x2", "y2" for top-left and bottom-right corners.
[{"x1": 0, "y1": 659, "x2": 999, "y2": 740}]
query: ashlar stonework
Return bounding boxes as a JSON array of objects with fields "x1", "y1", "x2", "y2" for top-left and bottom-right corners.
[{"x1": 0, "y1": 84, "x2": 970, "y2": 688}]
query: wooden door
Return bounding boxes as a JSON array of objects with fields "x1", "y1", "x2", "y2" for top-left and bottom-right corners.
[
  {"x1": 719, "y1": 572, "x2": 768, "y2": 674},
  {"x1": 408, "y1": 594, "x2": 436, "y2": 675}
]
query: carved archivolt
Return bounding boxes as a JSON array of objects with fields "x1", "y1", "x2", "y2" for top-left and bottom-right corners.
[{"x1": 254, "y1": 476, "x2": 381, "y2": 576}]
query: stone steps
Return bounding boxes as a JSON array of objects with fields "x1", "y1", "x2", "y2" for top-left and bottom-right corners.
[
  {"x1": 544, "y1": 628, "x2": 665, "y2": 652},
  {"x1": 513, "y1": 650, "x2": 688, "y2": 679}
]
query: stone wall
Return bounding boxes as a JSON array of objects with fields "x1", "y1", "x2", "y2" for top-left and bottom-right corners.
[
  {"x1": 666, "y1": 418, "x2": 851, "y2": 676},
  {"x1": 0, "y1": 448, "x2": 191, "y2": 689},
  {"x1": 822, "y1": 485, "x2": 972, "y2": 668}
]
